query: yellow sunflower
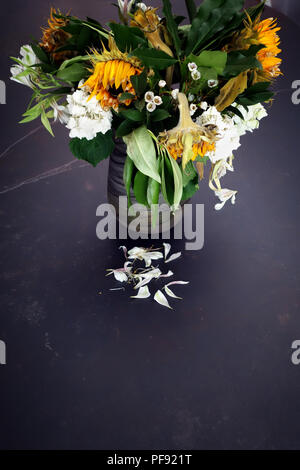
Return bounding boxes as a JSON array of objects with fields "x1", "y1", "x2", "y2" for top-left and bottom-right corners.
[
  {"x1": 82, "y1": 37, "x2": 143, "y2": 111},
  {"x1": 226, "y1": 12, "x2": 282, "y2": 82},
  {"x1": 40, "y1": 8, "x2": 74, "y2": 63},
  {"x1": 159, "y1": 93, "x2": 217, "y2": 169}
]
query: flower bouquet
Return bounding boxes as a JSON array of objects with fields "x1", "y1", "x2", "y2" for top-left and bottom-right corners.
[{"x1": 11, "y1": 0, "x2": 281, "y2": 213}]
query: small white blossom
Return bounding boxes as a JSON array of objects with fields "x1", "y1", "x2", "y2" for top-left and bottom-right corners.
[
  {"x1": 214, "y1": 189, "x2": 237, "y2": 211},
  {"x1": 51, "y1": 102, "x2": 69, "y2": 125},
  {"x1": 232, "y1": 102, "x2": 268, "y2": 136},
  {"x1": 208, "y1": 79, "x2": 218, "y2": 88},
  {"x1": 153, "y1": 96, "x2": 162, "y2": 106},
  {"x1": 191, "y1": 70, "x2": 201, "y2": 81},
  {"x1": 118, "y1": 0, "x2": 135, "y2": 16},
  {"x1": 158, "y1": 80, "x2": 166, "y2": 88},
  {"x1": 144, "y1": 91, "x2": 155, "y2": 103},
  {"x1": 10, "y1": 45, "x2": 40, "y2": 88},
  {"x1": 188, "y1": 62, "x2": 197, "y2": 72},
  {"x1": 65, "y1": 81, "x2": 112, "y2": 140},
  {"x1": 190, "y1": 104, "x2": 197, "y2": 116},
  {"x1": 200, "y1": 101, "x2": 208, "y2": 111},
  {"x1": 188, "y1": 93, "x2": 195, "y2": 102},
  {"x1": 137, "y1": 2, "x2": 149, "y2": 12},
  {"x1": 146, "y1": 101, "x2": 156, "y2": 112},
  {"x1": 171, "y1": 88, "x2": 179, "y2": 100}
]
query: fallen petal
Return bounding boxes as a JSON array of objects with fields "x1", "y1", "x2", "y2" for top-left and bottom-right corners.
[
  {"x1": 154, "y1": 290, "x2": 172, "y2": 309},
  {"x1": 166, "y1": 280, "x2": 189, "y2": 287},
  {"x1": 113, "y1": 270, "x2": 128, "y2": 282},
  {"x1": 131, "y1": 286, "x2": 151, "y2": 299},
  {"x1": 164, "y1": 285, "x2": 182, "y2": 299},
  {"x1": 119, "y1": 245, "x2": 128, "y2": 258},
  {"x1": 160, "y1": 270, "x2": 174, "y2": 278},
  {"x1": 165, "y1": 252, "x2": 182, "y2": 263},
  {"x1": 163, "y1": 243, "x2": 171, "y2": 260}
]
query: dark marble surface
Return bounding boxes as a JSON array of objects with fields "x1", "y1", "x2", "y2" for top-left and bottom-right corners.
[{"x1": 0, "y1": 1, "x2": 300, "y2": 450}]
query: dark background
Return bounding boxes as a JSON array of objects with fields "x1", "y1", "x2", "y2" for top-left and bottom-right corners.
[{"x1": 0, "y1": 0, "x2": 300, "y2": 450}]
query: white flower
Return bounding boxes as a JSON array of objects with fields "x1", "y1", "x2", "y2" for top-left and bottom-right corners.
[
  {"x1": 137, "y1": 2, "x2": 148, "y2": 11},
  {"x1": 188, "y1": 62, "x2": 197, "y2": 72},
  {"x1": 214, "y1": 159, "x2": 234, "y2": 180},
  {"x1": 196, "y1": 106, "x2": 240, "y2": 163},
  {"x1": 65, "y1": 84, "x2": 112, "y2": 140},
  {"x1": 158, "y1": 80, "x2": 166, "y2": 88},
  {"x1": 153, "y1": 96, "x2": 162, "y2": 106},
  {"x1": 188, "y1": 93, "x2": 195, "y2": 102},
  {"x1": 200, "y1": 101, "x2": 208, "y2": 111},
  {"x1": 191, "y1": 70, "x2": 201, "y2": 81},
  {"x1": 214, "y1": 188, "x2": 237, "y2": 211},
  {"x1": 208, "y1": 79, "x2": 218, "y2": 88},
  {"x1": 118, "y1": 0, "x2": 135, "y2": 15},
  {"x1": 232, "y1": 102, "x2": 268, "y2": 136},
  {"x1": 51, "y1": 102, "x2": 70, "y2": 125},
  {"x1": 171, "y1": 88, "x2": 179, "y2": 100},
  {"x1": 190, "y1": 104, "x2": 197, "y2": 116},
  {"x1": 10, "y1": 45, "x2": 40, "y2": 88},
  {"x1": 145, "y1": 91, "x2": 155, "y2": 103},
  {"x1": 146, "y1": 101, "x2": 156, "y2": 112}
]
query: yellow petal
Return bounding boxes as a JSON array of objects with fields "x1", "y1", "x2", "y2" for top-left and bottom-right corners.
[
  {"x1": 115, "y1": 61, "x2": 124, "y2": 89},
  {"x1": 103, "y1": 61, "x2": 112, "y2": 89},
  {"x1": 109, "y1": 60, "x2": 118, "y2": 84}
]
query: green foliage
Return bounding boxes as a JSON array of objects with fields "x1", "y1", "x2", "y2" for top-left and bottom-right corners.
[
  {"x1": 186, "y1": 0, "x2": 244, "y2": 55},
  {"x1": 236, "y1": 81, "x2": 274, "y2": 106},
  {"x1": 185, "y1": 0, "x2": 197, "y2": 22},
  {"x1": 123, "y1": 155, "x2": 134, "y2": 207},
  {"x1": 116, "y1": 119, "x2": 138, "y2": 137},
  {"x1": 69, "y1": 131, "x2": 114, "y2": 167},
  {"x1": 162, "y1": 0, "x2": 181, "y2": 57},
  {"x1": 222, "y1": 46, "x2": 263, "y2": 78},
  {"x1": 133, "y1": 171, "x2": 149, "y2": 206},
  {"x1": 56, "y1": 62, "x2": 88, "y2": 83},
  {"x1": 132, "y1": 48, "x2": 177, "y2": 70},
  {"x1": 123, "y1": 126, "x2": 161, "y2": 183},
  {"x1": 109, "y1": 23, "x2": 147, "y2": 51},
  {"x1": 131, "y1": 69, "x2": 148, "y2": 96},
  {"x1": 181, "y1": 161, "x2": 199, "y2": 201}
]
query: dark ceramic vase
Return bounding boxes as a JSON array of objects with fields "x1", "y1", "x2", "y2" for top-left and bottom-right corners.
[{"x1": 107, "y1": 139, "x2": 184, "y2": 233}]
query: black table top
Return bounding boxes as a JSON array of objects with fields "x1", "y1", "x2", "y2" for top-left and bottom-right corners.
[{"x1": 0, "y1": 1, "x2": 300, "y2": 450}]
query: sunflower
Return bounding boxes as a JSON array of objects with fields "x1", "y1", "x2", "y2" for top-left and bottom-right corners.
[
  {"x1": 82, "y1": 37, "x2": 143, "y2": 111},
  {"x1": 226, "y1": 13, "x2": 282, "y2": 82},
  {"x1": 159, "y1": 93, "x2": 217, "y2": 169},
  {"x1": 40, "y1": 8, "x2": 74, "y2": 63}
]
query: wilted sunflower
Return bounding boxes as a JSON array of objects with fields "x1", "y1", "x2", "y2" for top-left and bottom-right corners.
[
  {"x1": 82, "y1": 37, "x2": 143, "y2": 111},
  {"x1": 226, "y1": 12, "x2": 282, "y2": 82},
  {"x1": 40, "y1": 8, "x2": 74, "y2": 63},
  {"x1": 159, "y1": 93, "x2": 217, "y2": 169}
]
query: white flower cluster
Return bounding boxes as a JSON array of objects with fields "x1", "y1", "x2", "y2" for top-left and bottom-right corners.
[
  {"x1": 195, "y1": 102, "x2": 268, "y2": 209},
  {"x1": 188, "y1": 62, "x2": 201, "y2": 81},
  {"x1": 144, "y1": 91, "x2": 162, "y2": 112},
  {"x1": 65, "y1": 82, "x2": 113, "y2": 140},
  {"x1": 10, "y1": 45, "x2": 40, "y2": 88}
]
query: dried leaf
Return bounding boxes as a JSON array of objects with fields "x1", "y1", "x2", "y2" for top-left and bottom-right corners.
[
  {"x1": 131, "y1": 286, "x2": 151, "y2": 299},
  {"x1": 154, "y1": 290, "x2": 172, "y2": 309},
  {"x1": 215, "y1": 70, "x2": 248, "y2": 112}
]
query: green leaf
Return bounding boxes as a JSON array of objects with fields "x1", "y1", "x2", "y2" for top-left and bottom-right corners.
[
  {"x1": 190, "y1": 50, "x2": 227, "y2": 75},
  {"x1": 56, "y1": 63, "x2": 88, "y2": 82},
  {"x1": 150, "y1": 109, "x2": 171, "y2": 122},
  {"x1": 115, "y1": 119, "x2": 137, "y2": 137},
  {"x1": 123, "y1": 126, "x2": 161, "y2": 183},
  {"x1": 162, "y1": 0, "x2": 181, "y2": 57},
  {"x1": 181, "y1": 160, "x2": 198, "y2": 187},
  {"x1": 185, "y1": 0, "x2": 197, "y2": 22},
  {"x1": 237, "y1": 91, "x2": 274, "y2": 106},
  {"x1": 131, "y1": 69, "x2": 148, "y2": 96},
  {"x1": 181, "y1": 174, "x2": 199, "y2": 201},
  {"x1": 161, "y1": 155, "x2": 174, "y2": 206},
  {"x1": 41, "y1": 110, "x2": 54, "y2": 137},
  {"x1": 31, "y1": 43, "x2": 50, "y2": 64},
  {"x1": 109, "y1": 23, "x2": 147, "y2": 51},
  {"x1": 119, "y1": 92, "x2": 136, "y2": 101},
  {"x1": 123, "y1": 155, "x2": 134, "y2": 207},
  {"x1": 167, "y1": 153, "x2": 183, "y2": 210},
  {"x1": 186, "y1": 0, "x2": 244, "y2": 55},
  {"x1": 59, "y1": 55, "x2": 90, "y2": 70},
  {"x1": 69, "y1": 131, "x2": 114, "y2": 167},
  {"x1": 121, "y1": 109, "x2": 145, "y2": 122},
  {"x1": 222, "y1": 49, "x2": 262, "y2": 78},
  {"x1": 147, "y1": 174, "x2": 160, "y2": 227},
  {"x1": 133, "y1": 171, "x2": 149, "y2": 206},
  {"x1": 132, "y1": 48, "x2": 177, "y2": 70}
]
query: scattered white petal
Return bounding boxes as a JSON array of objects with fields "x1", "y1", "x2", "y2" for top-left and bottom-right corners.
[
  {"x1": 165, "y1": 252, "x2": 182, "y2": 263},
  {"x1": 154, "y1": 290, "x2": 172, "y2": 309},
  {"x1": 164, "y1": 286, "x2": 182, "y2": 300},
  {"x1": 110, "y1": 287, "x2": 125, "y2": 291},
  {"x1": 160, "y1": 270, "x2": 174, "y2": 278},
  {"x1": 166, "y1": 281, "x2": 189, "y2": 287},
  {"x1": 113, "y1": 270, "x2": 128, "y2": 282},
  {"x1": 163, "y1": 243, "x2": 171, "y2": 260},
  {"x1": 119, "y1": 245, "x2": 128, "y2": 258},
  {"x1": 131, "y1": 286, "x2": 151, "y2": 299}
]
